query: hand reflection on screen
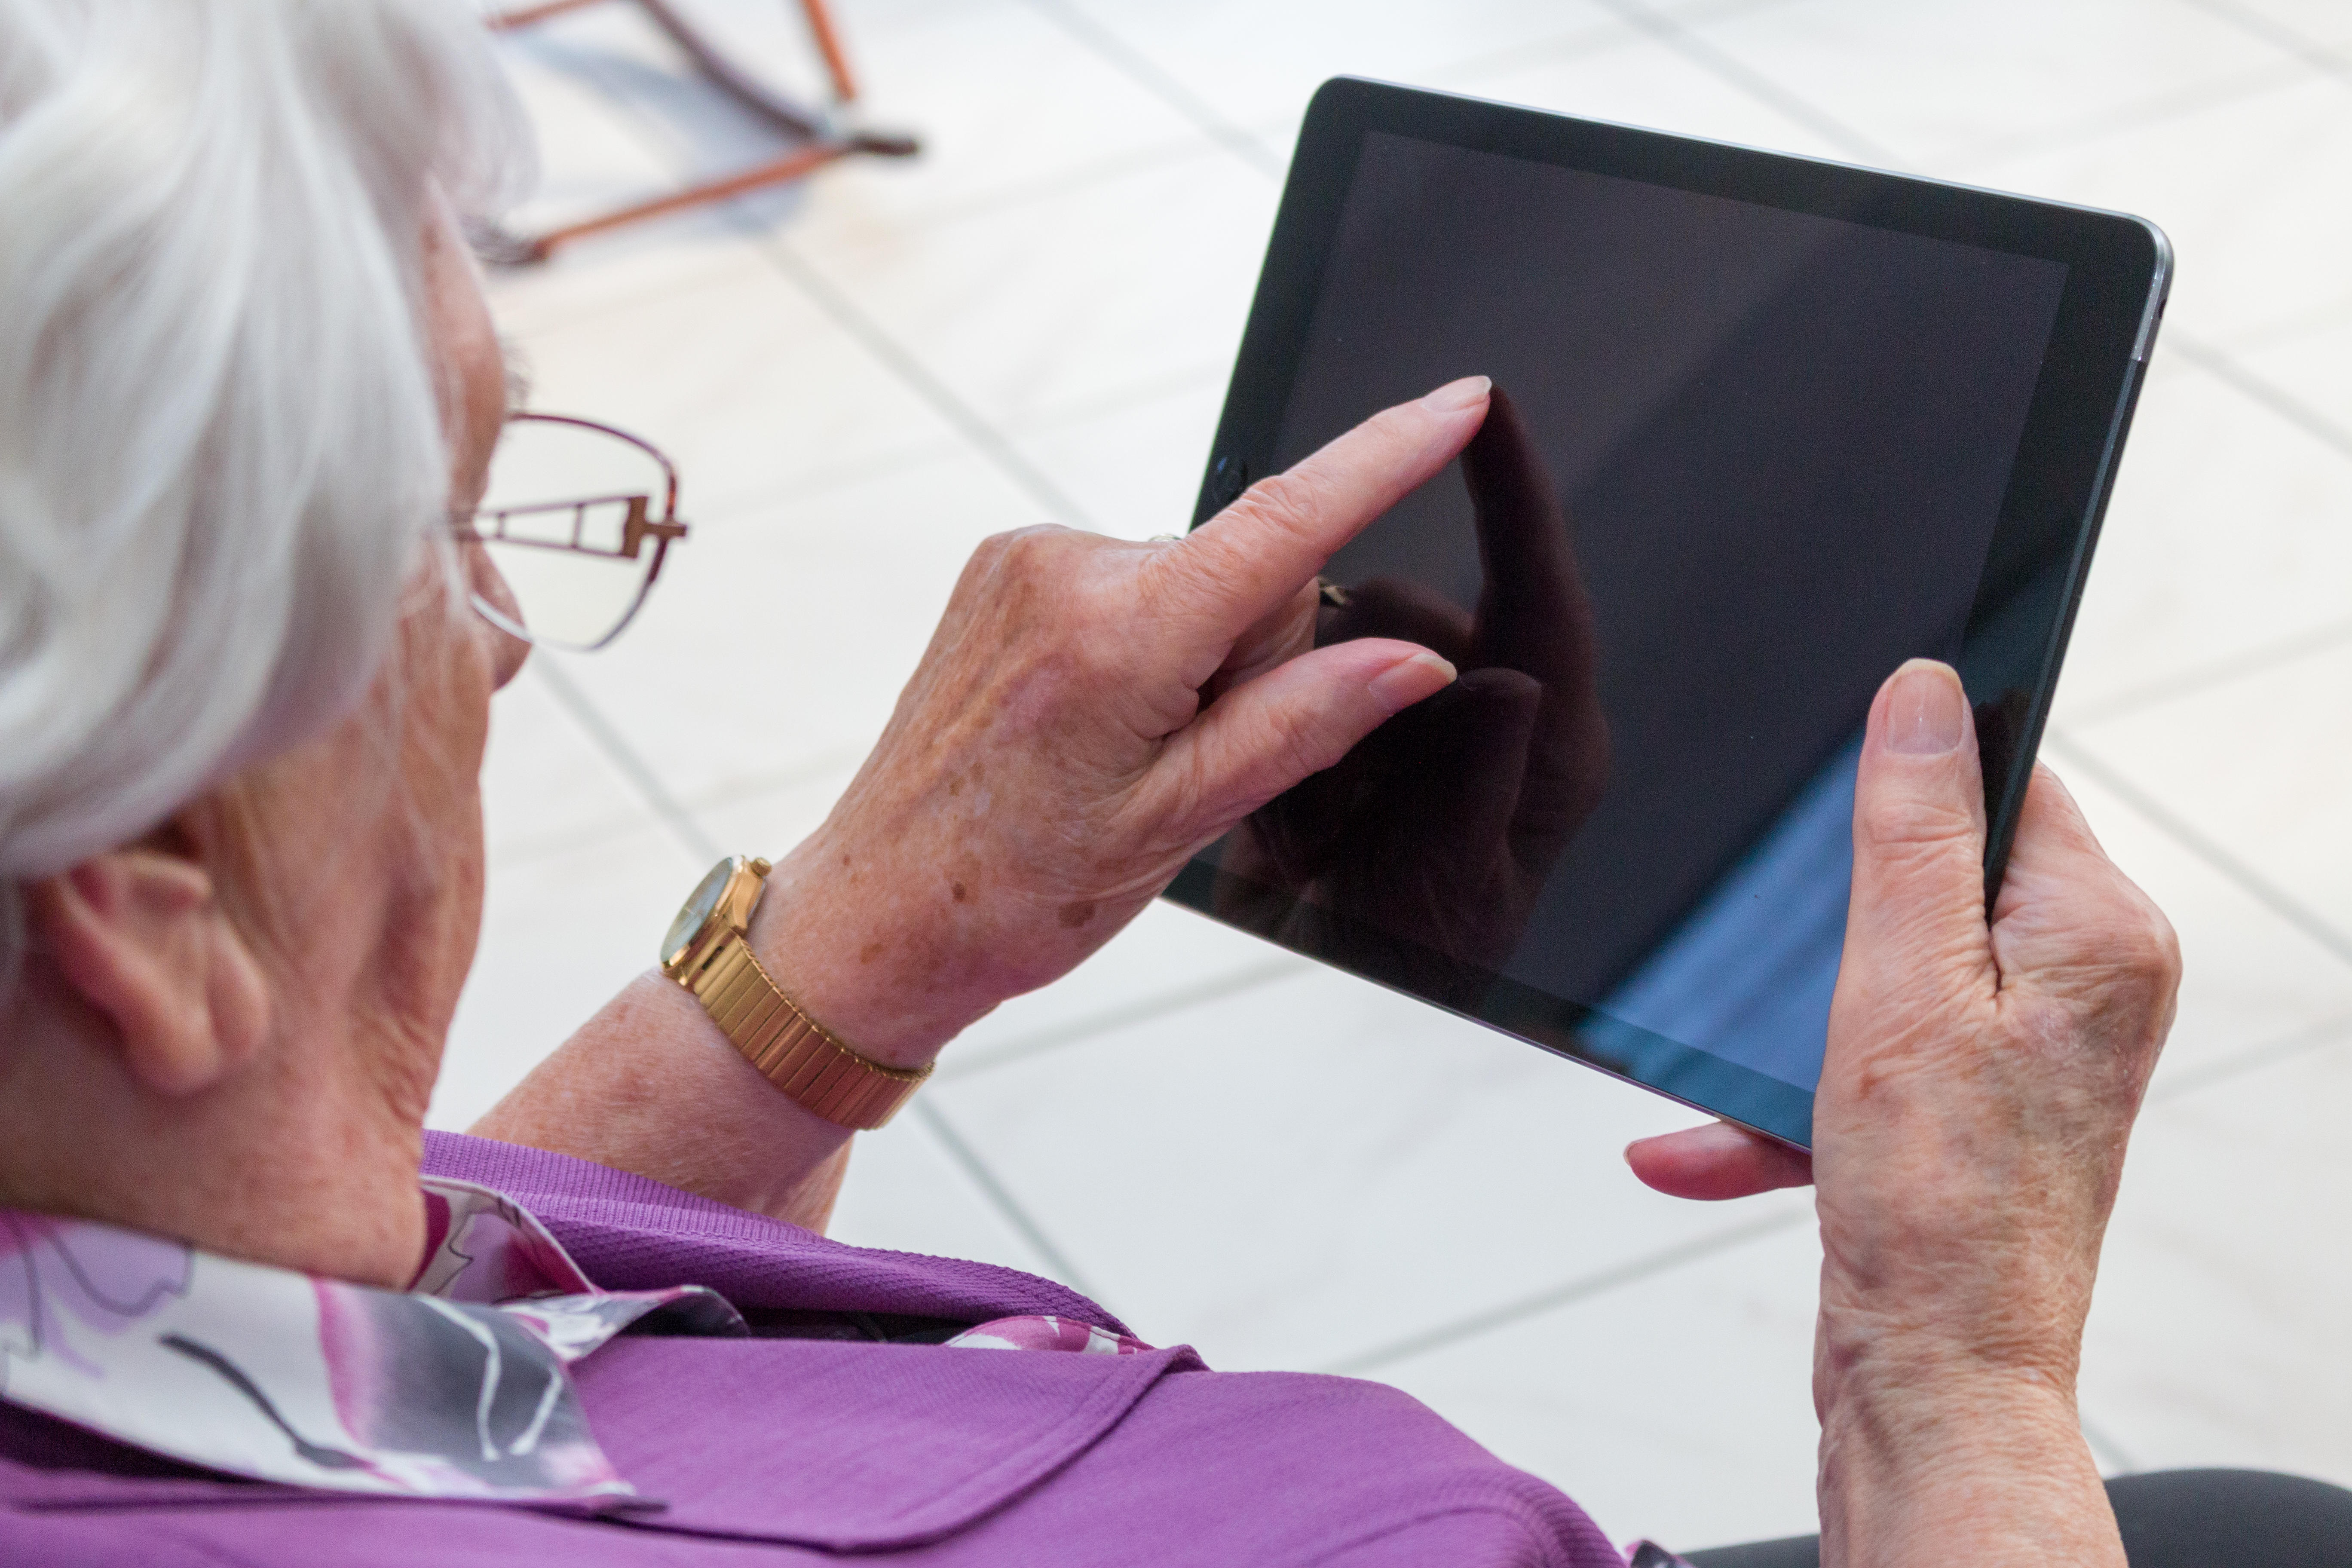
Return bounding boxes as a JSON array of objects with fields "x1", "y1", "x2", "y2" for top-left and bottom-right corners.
[{"x1": 1214, "y1": 388, "x2": 1610, "y2": 999}]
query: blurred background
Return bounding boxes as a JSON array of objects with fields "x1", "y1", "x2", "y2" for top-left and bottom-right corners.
[{"x1": 434, "y1": 0, "x2": 2352, "y2": 1552}]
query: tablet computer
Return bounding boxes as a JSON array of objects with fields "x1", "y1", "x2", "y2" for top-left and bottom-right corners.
[{"x1": 1161, "y1": 77, "x2": 2170, "y2": 1149}]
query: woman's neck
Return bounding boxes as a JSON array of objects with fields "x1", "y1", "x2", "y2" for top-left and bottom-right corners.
[{"x1": 0, "y1": 965, "x2": 428, "y2": 1288}]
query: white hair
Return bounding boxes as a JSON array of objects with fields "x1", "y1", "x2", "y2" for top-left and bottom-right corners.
[{"x1": 0, "y1": 0, "x2": 527, "y2": 980}]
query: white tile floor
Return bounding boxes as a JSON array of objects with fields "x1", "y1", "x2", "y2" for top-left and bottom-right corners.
[{"x1": 433, "y1": 0, "x2": 2352, "y2": 1551}]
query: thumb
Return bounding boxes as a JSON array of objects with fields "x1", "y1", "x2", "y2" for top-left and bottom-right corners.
[
  {"x1": 1842, "y1": 659, "x2": 1992, "y2": 992},
  {"x1": 1152, "y1": 639, "x2": 1456, "y2": 845}
]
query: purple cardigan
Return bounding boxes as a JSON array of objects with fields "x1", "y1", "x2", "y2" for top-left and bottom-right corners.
[{"x1": 0, "y1": 1132, "x2": 1623, "y2": 1565}]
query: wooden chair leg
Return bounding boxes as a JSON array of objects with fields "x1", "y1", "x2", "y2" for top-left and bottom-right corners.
[
  {"x1": 798, "y1": 0, "x2": 860, "y2": 104},
  {"x1": 486, "y1": 0, "x2": 605, "y2": 30},
  {"x1": 496, "y1": 142, "x2": 845, "y2": 261},
  {"x1": 479, "y1": 0, "x2": 918, "y2": 263}
]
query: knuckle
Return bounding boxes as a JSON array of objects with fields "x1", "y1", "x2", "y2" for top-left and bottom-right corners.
[
  {"x1": 958, "y1": 532, "x2": 1010, "y2": 586},
  {"x1": 2032, "y1": 912, "x2": 2180, "y2": 1069},
  {"x1": 1138, "y1": 530, "x2": 1229, "y2": 613},
  {"x1": 965, "y1": 527, "x2": 1052, "y2": 596},
  {"x1": 2113, "y1": 898, "x2": 2182, "y2": 1000},
  {"x1": 992, "y1": 523, "x2": 1072, "y2": 574},
  {"x1": 1857, "y1": 790, "x2": 1978, "y2": 855},
  {"x1": 1256, "y1": 700, "x2": 1339, "y2": 784},
  {"x1": 952, "y1": 526, "x2": 1109, "y2": 677},
  {"x1": 1225, "y1": 468, "x2": 1331, "y2": 544},
  {"x1": 962, "y1": 524, "x2": 1096, "y2": 612},
  {"x1": 2067, "y1": 871, "x2": 2180, "y2": 989}
]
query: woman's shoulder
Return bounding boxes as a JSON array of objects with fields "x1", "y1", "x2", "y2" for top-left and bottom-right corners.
[{"x1": 421, "y1": 1130, "x2": 1127, "y2": 1330}]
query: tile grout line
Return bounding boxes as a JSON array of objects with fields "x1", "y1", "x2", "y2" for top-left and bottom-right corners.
[
  {"x1": 751, "y1": 235, "x2": 1098, "y2": 530},
  {"x1": 2164, "y1": 331, "x2": 2352, "y2": 467},
  {"x1": 2174, "y1": 0, "x2": 2352, "y2": 86},
  {"x1": 1426, "y1": 0, "x2": 1798, "y2": 95},
  {"x1": 910, "y1": 1098, "x2": 1105, "y2": 1305},
  {"x1": 1935, "y1": 56, "x2": 2311, "y2": 178},
  {"x1": 2059, "y1": 616, "x2": 2352, "y2": 729},
  {"x1": 681, "y1": 437, "x2": 971, "y2": 521},
  {"x1": 1591, "y1": 0, "x2": 1899, "y2": 166},
  {"x1": 1433, "y1": 2, "x2": 2314, "y2": 217},
  {"x1": 1017, "y1": 0, "x2": 1287, "y2": 179},
  {"x1": 2040, "y1": 729, "x2": 2352, "y2": 975},
  {"x1": 938, "y1": 956, "x2": 1310, "y2": 1081},
  {"x1": 2148, "y1": 1011, "x2": 2352, "y2": 1105},
  {"x1": 1497, "y1": 0, "x2": 2324, "y2": 201},
  {"x1": 2077, "y1": 1410, "x2": 2142, "y2": 1477},
  {"x1": 492, "y1": 746, "x2": 869, "y2": 872},
  {"x1": 1007, "y1": 361, "x2": 1231, "y2": 438},
  {"x1": 530, "y1": 656, "x2": 723, "y2": 864},
  {"x1": 778, "y1": 132, "x2": 1240, "y2": 245},
  {"x1": 1317, "y1": 1203, "x2": 1811, "y2": 1377}
]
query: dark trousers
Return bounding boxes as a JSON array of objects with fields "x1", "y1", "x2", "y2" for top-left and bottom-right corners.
[{"x1": 1683, "y1": 1470, "x2": 2352, "y2": 1567}]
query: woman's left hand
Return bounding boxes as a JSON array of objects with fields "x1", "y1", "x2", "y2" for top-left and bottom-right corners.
[
  {"x1": 748, "y1": 378, "x2": 1496, "y2": 1066},
  {"x1": 1625, "y1": 660, "x2": 2180, "y2": 1567}
]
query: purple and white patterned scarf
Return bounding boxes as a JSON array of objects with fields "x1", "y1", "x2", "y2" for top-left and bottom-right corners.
[{"x1": 0, "y1": 1179, "x2": 1146, "y2": 1506}]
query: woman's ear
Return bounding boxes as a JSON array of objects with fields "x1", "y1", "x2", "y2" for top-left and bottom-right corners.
[{"x1": 27, "y1": 842, "x2": 270, "y2": 1097}]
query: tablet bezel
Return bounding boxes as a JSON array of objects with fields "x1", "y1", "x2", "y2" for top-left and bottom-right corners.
[{"x1": 1165, "y1": 77, "x2": 2171, "y2": 1148}]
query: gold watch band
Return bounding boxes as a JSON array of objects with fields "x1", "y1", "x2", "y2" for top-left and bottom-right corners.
[{"x1": 662, "y1": 856, "x2": 929, "y2": 1131}]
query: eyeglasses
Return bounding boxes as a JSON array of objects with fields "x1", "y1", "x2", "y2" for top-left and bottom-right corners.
[{"x1": 453, "y1": 413, "x2": 689, "y2": 652}]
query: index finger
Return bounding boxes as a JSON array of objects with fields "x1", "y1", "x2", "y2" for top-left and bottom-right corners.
[{"x1": 1153, "y1": 377, "x2": 1492, "y2": 666}]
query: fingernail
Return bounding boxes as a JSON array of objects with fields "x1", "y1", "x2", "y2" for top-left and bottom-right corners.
[
  {"x1": 1368, "y1": 650, "x2": 1458, "y2": 713},
  {"x1": 1422, "y1": 375, "x2": 1491, "y2": 413},
  {"x1": 1883, "y1": 661, "x2": 1964, "y2": 756}
]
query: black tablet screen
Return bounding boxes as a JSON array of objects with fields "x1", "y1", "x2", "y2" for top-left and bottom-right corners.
[{"x1": 1197, "y1": 131, "x2": 2068, "y2": 1119}]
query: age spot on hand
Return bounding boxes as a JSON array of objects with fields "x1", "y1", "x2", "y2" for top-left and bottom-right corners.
[{"x1": 1059, "y1": 900, "x2": 1096, "y2": 928}]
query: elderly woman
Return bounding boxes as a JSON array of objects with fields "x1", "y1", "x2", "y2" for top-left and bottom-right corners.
[{"x1": 0, "y1": 2, "x2": 2294, "y2": 1564}]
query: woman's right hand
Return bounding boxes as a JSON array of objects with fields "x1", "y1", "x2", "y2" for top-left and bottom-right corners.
[
  {"x1": 747, "y1": 377, "x2": 1497, "y2": 1068},
  {"x1": 1629, "y1": 659, "x2": 2181, "y2": 1566}
]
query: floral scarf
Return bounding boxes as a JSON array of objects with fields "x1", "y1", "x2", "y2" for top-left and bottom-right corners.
[{"x1": 0, "y1": 1180, "x2": 1144, "y2": 1507}]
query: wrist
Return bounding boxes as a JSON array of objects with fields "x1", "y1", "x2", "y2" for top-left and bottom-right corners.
[
  {"x1": 1820, "y1": 1350, "x2": 2082, "y2": 1469},
  {"x1": 1815, "y1": 1313, "x2": 2115, "y2": 1568},
  {"x1": 1816, "y1": 1246, "x2": 2090, "y2": 1413},
  {"x1": 742, "y1": 834, "x2": 1000, "y2": 1072},
  {"x1": 1818, "y1": 1373, "x2": 2112, "y2": 1568}
]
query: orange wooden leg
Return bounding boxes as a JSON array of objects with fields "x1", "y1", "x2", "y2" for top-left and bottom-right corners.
[
  {"x1": 487, "y1": 0, "x2": 609, "y2": 31},
  {"x1": 479, "y1": 0, "x2": 914, "y2": 262},
  {"x1": 797, "y1": 0, "x2": 860, "y2": 103}
]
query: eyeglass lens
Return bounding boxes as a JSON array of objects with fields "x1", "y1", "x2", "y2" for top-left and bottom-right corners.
[{"x1": 471, "y1": 416, "x2": 677, "y2": 651}]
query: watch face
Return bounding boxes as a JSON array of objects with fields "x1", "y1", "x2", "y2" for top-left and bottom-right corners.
[{"x1": 663, "y1": 858, "x2": 737, "y2": 965}]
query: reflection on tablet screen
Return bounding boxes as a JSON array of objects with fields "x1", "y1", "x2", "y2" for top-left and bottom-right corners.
[{"x1": 1197, "y1": 130, "x2": 2069, "y2": 1116}]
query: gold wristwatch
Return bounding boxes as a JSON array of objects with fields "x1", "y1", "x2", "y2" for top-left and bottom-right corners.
[{"x1": 660, "y1": 855, "x2": 929, "y2": 1130}]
